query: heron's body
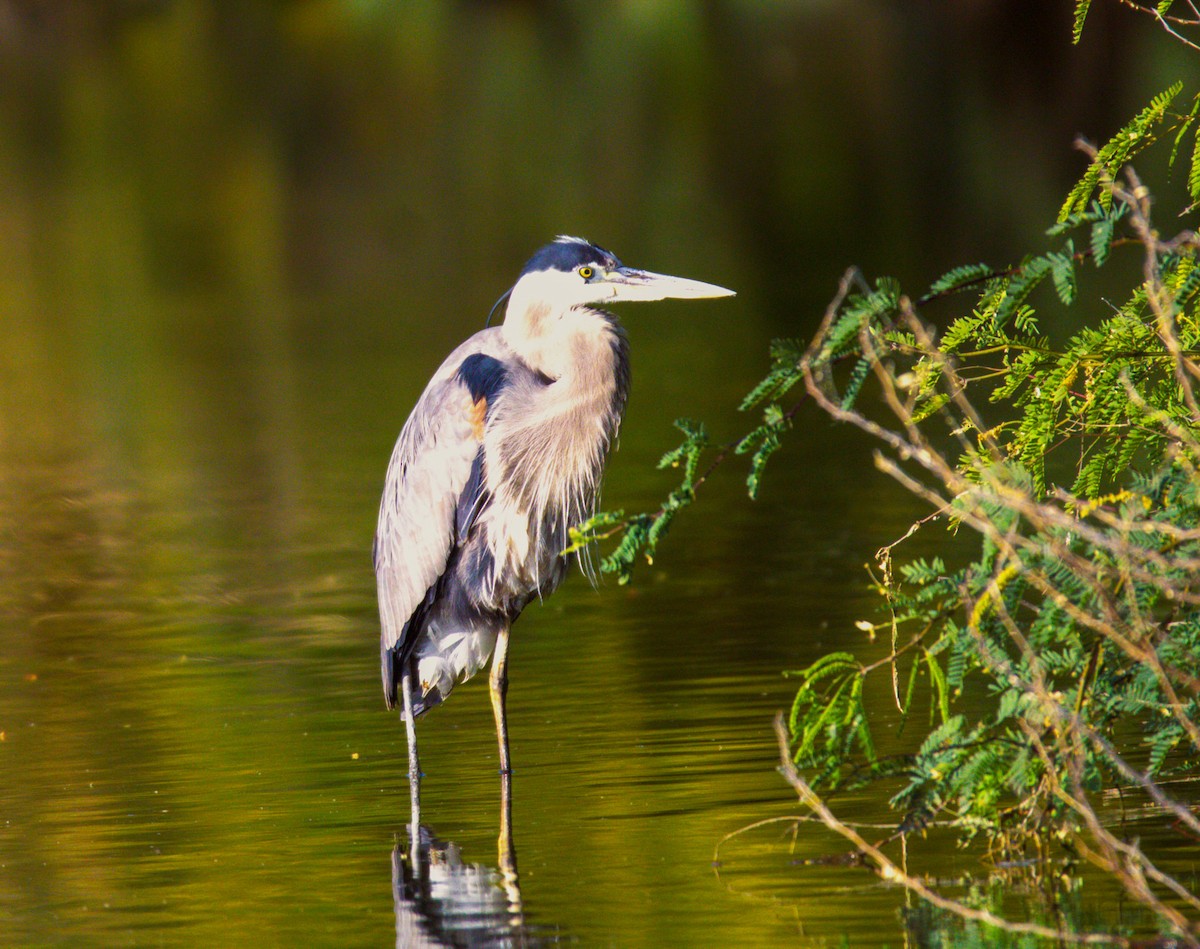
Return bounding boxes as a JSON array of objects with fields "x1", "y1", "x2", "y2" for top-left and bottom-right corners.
[
  {"x1": 374, "y1": 236, "x2": 732, "y2": 783},
  {"x1": 376, "y1": 317, "x2": 629, "y2": 716}
]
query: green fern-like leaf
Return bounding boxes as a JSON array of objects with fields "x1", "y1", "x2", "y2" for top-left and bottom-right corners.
[
  {"x1": 939, "y1": 312, "x2": 988, "y2": 354},
  {"x1": 657, "y1": 418, "x2": 708, "y2": 488},
  {"x1": 1090, "y1": 215, "x2": 1116, "y2": 267},
  {"x1": 1167, "y1": 256, "x2": 1200, "y2": 309},
  {"x1": 737, "y1": 404, "x2": 789, "y2": 499},
  {"x1": 645, "y1": 495, "x2": 684, "y2": 554},
  {"x1": 1169, "y1": 92, "x2": 1200, "y2": 167},
  {"x1": 739, "y1": 349, "x2": 802, "y2": 410},
  {"x1": 1148, "y1": 725, "x2": 1182, "y2": 774},
  {"x1": 1050, "y1": 246, "x2": 1078, "y2": 305},
  {"x1": 997, "y1": 256, "x2": 1052, "y2": 326},
  {"x1": 746, "y1": 430, "x2": 782, "y2": 500},
  {"x1": 1190, "y1": 126, "x2": 1200, "y2": 203},
  {"x1": 1059, "y1": 81, "x2": 1183, "y2": 220},
  {"x1": 563, "y1": 509, "x2": 627, "y2": 555},
  {"x1": 1071, "y1": 0, "x2": 1092, "y2": 44},
  {"x1": 1074, "y1": 451, "x2": 1106, "y2": 500},
  {"x1": 840, "y1": 355, "x2": 873, "y2": 409},
  {"x1": 599, "y1": 514, "x2": 652, "y2": 583},
  {"x1": 787, "y1": 652, "x2": 868, "y2": 769},
  {"x1": 1012, "y1": 305, "x2": 1040, "y2": 336},
  {"x1": 946, "y1": 636, "x2": 968, "y2": 690},
  {"x1": 928, "y1": 263, "x2": 995, "y2": 297},
  {"x1": 910, "y1": 392, "x2": 950, "y2": 424}
]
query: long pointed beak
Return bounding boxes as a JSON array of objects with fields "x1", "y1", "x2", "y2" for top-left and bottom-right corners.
[{"x1": 603, "y1": 266, "x2": 736, "y2": 303}]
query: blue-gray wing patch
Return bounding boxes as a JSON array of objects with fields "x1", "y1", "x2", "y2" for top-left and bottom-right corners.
[
  {"x1": 457, "y1": 352, "x2": 508, "y2": 404},
  {"x1": 374, "y1": 334, "x2": 509, "y2": 709}
]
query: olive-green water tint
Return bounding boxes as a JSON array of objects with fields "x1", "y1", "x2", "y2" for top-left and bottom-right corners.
[{"x1": 0, "y1": 3, "x2": 1189, "y2": 945}]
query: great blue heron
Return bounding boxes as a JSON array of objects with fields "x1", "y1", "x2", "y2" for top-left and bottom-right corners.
[{"x1": 374, "y1": 236, "x2": 735, "y2": 790}]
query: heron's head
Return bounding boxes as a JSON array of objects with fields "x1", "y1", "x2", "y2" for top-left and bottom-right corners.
[{"x1": 502, "y1": 236, "x2": 734, "y2": 377}]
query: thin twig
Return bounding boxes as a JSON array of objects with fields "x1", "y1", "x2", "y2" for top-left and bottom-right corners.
[{"x1": 1114, "y1": 0, "x2": 1200, "y2": 50}]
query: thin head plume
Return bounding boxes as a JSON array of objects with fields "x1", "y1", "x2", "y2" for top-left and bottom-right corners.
[{"x1": 485, "y1": 286, "x2": 513, "y2": 327}]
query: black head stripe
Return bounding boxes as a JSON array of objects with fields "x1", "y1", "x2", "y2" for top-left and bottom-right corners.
[{"x1": 519, "y1": 237, "x2": 622, "y2": 277}]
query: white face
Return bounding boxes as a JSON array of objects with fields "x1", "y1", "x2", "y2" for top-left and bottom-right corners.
[
  {"x1": 509, "y1": 266, "x2": 612, "y2": 315},
  {"x1": 500, "y1": 268, "x2": 610, "y2": 378},
  {"x1": 501, "y1": 258, "x2": 735, "y2": 377}
]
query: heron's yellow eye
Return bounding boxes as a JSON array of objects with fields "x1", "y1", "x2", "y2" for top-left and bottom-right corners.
[{"x1": 578, "y1": 266, "x2": 594, "y2": 280}]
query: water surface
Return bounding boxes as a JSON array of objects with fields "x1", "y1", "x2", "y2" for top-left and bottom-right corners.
[{"x1": 0, "y1": 4, "x2": 1192, "y2": 945}]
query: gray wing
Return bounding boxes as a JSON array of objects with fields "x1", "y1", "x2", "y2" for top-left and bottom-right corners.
[{"x1": 374, "y1": 330, "x2": 504, "y2": 709}]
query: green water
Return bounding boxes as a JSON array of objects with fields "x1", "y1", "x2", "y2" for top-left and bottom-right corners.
[{"x1": 0, "y1": 4, "x2": 1193, "y2": 946}]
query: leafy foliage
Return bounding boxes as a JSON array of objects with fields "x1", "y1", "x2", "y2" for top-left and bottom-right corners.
[
  {"x1": 778, "y1": 66, "x2": 1200, "y2": 938},
  {"x1": 571, "y1": 7, "x2": 1200, "y2": 937},
  {"x1": 1071, "y1": 0, "x2": 1093, "y2": 45},
  {"x1": 786, "y1": 652, "x2": 876, "y2": 786},
  {"x1": 1058, "y1": 81, "x2": 1183, "y2": 220},
  {"x1": 566, "y1": 418, "x2": 709, "y2": 582},
  {"x1": 579, "y1": 11, "x2": 1200, "y2": 938}
]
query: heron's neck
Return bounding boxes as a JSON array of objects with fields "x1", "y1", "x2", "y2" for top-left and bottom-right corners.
[
  {"x1": 503, "y1": 301, "x2": 618, "y2": 381},
  {"x1": 484, "y1": 306, "x2": 630, "y2": 585},
  {"x1": 564, "y1": 308, "x2": 625, "y2": 389},
  {"x1": 493, "y1": 304, "x2": 630, "y2": 505}
]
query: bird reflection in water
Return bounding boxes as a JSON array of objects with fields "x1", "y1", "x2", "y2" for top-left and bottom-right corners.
[{"x1": 393, "y1": 778, "x2": 560, "y2": 947}]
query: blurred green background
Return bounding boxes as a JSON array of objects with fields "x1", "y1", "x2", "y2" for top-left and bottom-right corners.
[{"x1": 0, "y1": 1, "x2": 1188, "y2": 945}]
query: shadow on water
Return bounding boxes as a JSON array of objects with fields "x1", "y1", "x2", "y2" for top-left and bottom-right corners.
[{"x1": 393, "y1": 780, "x2": 565, "y2": 948}]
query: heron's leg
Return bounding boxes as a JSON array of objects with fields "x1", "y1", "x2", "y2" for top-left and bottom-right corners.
[
  {"x1": 489, "y1": 627, "x2": 518, "y2": 885},
  {"x1": 400, "y1": 670, "x2": 421, "y2": 832},
  {"x1": 489, "y1": 627, "x2": 512, "y2": 775}
]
